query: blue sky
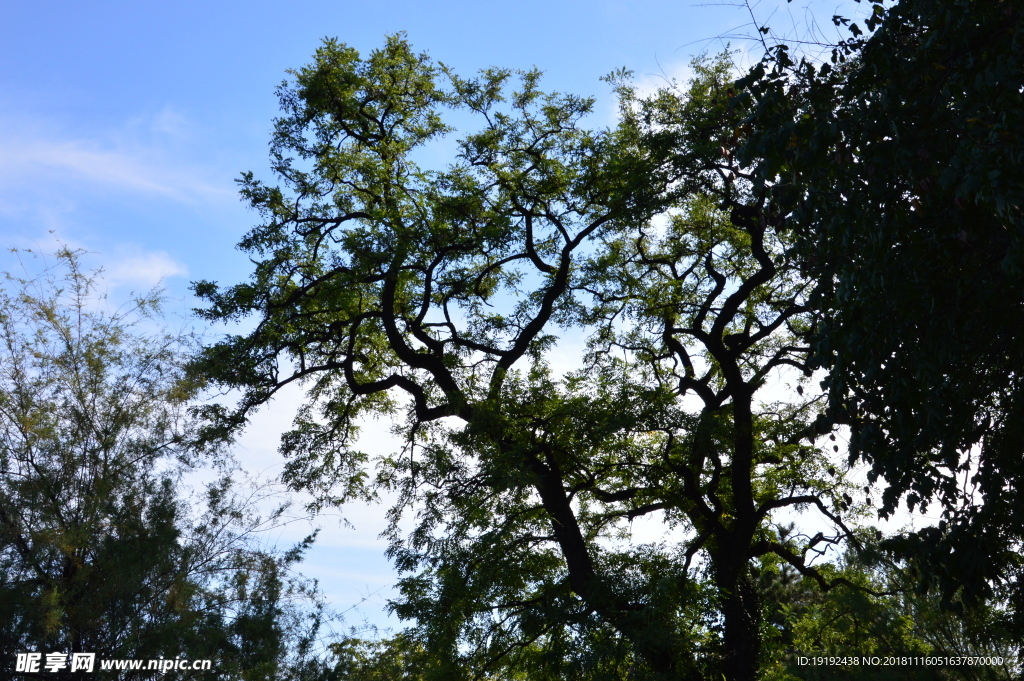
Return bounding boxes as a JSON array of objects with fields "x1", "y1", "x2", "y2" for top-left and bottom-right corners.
[
  {"x1": 1, "y1": 0, "x2": 762, "y2": 294},
  {"x1": 1, "y1": 0, "x2": 857, "y2": 635}
]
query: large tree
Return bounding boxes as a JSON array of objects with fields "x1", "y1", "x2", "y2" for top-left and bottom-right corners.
[
  {"x1": 0, "y1": 249, "x2": 327, "y2": 680},
  {"x1": 195, "y1": 36, "x2": 867, "y2": 681},
  {"x1": 736, "y1": 0, "x2": 1024, "y2": 619}
]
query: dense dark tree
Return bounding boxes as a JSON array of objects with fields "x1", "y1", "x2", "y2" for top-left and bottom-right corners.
[
  {"x1": 737, "y1": 0, "x2": 1024, "y2": 621},
  {"x1": 194, "y1": 36, "x2": 873, "y2": 681},
  {"x1": 0, "y1": 249, "x2": 327, "y2": 680}
]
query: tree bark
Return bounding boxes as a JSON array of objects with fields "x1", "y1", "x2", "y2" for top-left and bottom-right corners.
[{"x1": 716, "y1": 554, "x2": 762, "y2": 681}]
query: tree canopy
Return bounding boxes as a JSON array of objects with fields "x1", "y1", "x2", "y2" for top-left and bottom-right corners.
[
  {"x1": 0, "y1": 249, "x2": 327, "y2": 680},
  {"x1": 737, "y1": 0, "x2": 1024, "y2": 622},
  {"x1": 194, "y1": 35, "x2": 883, "y2": 681}
]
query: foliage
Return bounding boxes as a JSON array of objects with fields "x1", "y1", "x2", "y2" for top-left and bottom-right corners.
[
  {"x1": 324, "y1": 634, "x2": 434, "y2": 680},
  {"x1": 736, "y1": 0, "x2": 1024, "y2": 622},
  {"x1": 194, "y1": 35, "x2": 874, "y2": 681},
  {"x1": 0, "y1": 249, "x2": 328, "y2": 680},
  {"x1": 319, "y1": 553, "x2": 1024, "y2": 681},
  {"x1": 760, "y1": 540, "x2": 1021, "y2": 681}
]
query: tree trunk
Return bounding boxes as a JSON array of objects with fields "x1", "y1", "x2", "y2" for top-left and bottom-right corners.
[{"x1": 716, "y1": 558, "x2": 762, "y2": 681}]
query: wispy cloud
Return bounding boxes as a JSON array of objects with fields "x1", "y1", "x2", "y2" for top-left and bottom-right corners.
[
  {"x1": 635, "y1": 44, "x2": 760, "y2": 97},
  {"x1": 0, "y1": 110, "x2": 234, "y2": 204},
  {"x1": 105, "y1": 247, "x2": 190, "y2": 290},
  {"x1": 147, "y1": 107, "x2": 193, "y2": 139},
  {"x1": 599, "y1": 44, "x2": 761, "y2": 126},
  {"x1": 631, "y1": 58, "x2": 699, "y2": 99},
  {"x1": 0, "y1": 235, "x2": 190, "y2": 297}
]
